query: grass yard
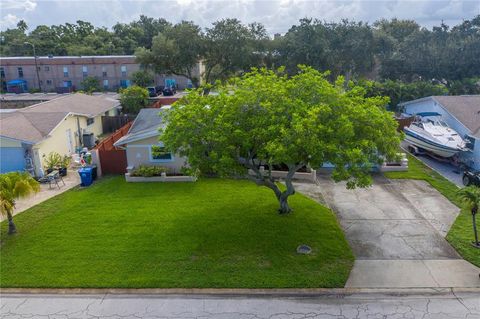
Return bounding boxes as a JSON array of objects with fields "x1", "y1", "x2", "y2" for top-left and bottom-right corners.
[
  {"x1": 385, "y1": 154, "x2": 480, "y2": 267},
  {"x1": 0, "y1": 177, "x2": 353, "y2": 288}
]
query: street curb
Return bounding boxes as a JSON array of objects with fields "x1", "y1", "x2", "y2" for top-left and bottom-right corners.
[{"x1": 2, "y1": 287, "x2": 480, "y2": 296}]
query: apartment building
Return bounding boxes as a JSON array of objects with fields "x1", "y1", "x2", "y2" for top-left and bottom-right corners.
[{"x1": 0, "y1": 56, "x2": 200, "y2": 93}]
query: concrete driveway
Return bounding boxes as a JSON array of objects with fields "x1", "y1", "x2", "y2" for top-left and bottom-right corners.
[{"x1": 294, "y1": 175, "x2": 480, "y2": 288}]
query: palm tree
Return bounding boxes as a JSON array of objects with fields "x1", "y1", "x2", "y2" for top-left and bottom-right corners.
[
  {"x1": 0, "y1": 172, "x2": 40, "y2": 234},
  {"x1": 457, "y1": 186, "x2": 480, "y2": 248}
]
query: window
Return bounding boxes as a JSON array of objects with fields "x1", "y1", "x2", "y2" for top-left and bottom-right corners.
[
  {"x1": 63, "y1": 66, "x2": 69, "y2": 77},
  {"x1": 102, "y1": 66, "x2": 107, "y2": 77},
  {"x1": 46, "y1": 79, "x2": 52, "y2": 85},
  {"x1": 18, "y1": 67, "x2": 23, "y2": 78},
  {"x1": 0, "y1": 67, "x2": 4, "y2": 78},
  {"x1": 120, "y1": 65, "x2": 127, "y2": 77},
  {"x1": 151, "y1": 145, "x2": 172, "y2": 161},
  {"x1": 86, "y1": 118, "x2": 95, "y2": 126},
  {"x1": 44, "y1": 66, "x2": 50, "y2": 71},
  {"x1": 103, "y1": 79, "x2": 109, "y2": 89},
  {"x1": 82, "y1": 65, "x2": 88, "y2": 77}
]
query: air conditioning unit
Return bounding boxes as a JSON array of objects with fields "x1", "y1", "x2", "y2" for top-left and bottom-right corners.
[{"x1": 82, "y1": 132, "x2": 95, "y2": 149}]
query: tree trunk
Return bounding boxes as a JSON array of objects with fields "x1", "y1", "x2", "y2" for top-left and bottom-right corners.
[
  {"x1": 7, "y1": 210, "x2": 16, "y2": 234},
  {"x1": 473, "y1": 209, "x2": 479, "y2": 246},
  {"x1": 278, "y1": 194, "x2": 292, "y2": 215}
]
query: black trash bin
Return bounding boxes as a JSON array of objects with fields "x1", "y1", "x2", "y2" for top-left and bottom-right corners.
[{"x1": 87, "y1": 165, "x2": 98, "y2": 180}]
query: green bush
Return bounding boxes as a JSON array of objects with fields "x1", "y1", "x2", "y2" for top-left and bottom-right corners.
[
  {"x1": 43, "y1": 152, "x2": 62, "y2": 170},
  {"x1": 130, "y1": 165, "x2": 167, "y2": 177}
]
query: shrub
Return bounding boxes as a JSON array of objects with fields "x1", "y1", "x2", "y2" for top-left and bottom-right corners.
[
  {"x1": 43, "y1": 152, "x2": 62, "y2": 170},
  {"x1": 130, "y1": 165, "x2": 167, "y2": 177}
]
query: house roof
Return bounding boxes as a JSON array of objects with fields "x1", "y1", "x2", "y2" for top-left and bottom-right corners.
[
  {"x1": 400, "y1": 95, "x2": 480, "y2": 138},
  {"x1": 20, "y1": 93, "x2": 119, "y2": 117},
  {"x1": 114, "y1": 108, "x2": 166, "y2": 146},
  {"x1": 0, "y1": 93, "x2": 119, "y2": 144}
]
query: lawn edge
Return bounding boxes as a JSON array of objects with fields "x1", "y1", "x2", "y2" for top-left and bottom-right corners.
[{"x1": 1, "y1": 287, "x2": 480, "y2": 296}]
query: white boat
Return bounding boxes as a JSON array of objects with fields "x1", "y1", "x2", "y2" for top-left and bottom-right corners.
[{"x1": 403, "y1": 112, "x2": 466, "y2": 158}]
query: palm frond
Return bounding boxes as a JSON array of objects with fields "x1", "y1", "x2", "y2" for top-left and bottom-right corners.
[{"x1": 457, "y1": 186, "x2": 480, "y2": 211}]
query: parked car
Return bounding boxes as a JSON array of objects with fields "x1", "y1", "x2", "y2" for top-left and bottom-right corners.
[
  {"x1": 462, "y1": 169, "x2": 480, "y2": 186},
  {"x1": 147, "y1": 87, "x2": 157, "y2": 97},
  {"x1": 162, "y1": 85, "x2": 176, "y2": 96}
]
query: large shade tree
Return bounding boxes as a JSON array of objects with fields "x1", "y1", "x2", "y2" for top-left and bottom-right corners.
[
  {"x1": 0, "y1": 172, "x2": 40, "y2": 234},
  {"x1": 162, "y1": 66, "x2": 401, "y2": 214},
  {"x1": 136, "y1": 21, "x2": 204, "y2": 87}
]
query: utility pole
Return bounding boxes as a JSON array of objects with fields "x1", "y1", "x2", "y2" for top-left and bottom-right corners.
[{"x1": 24, "y1": 42, "x2": 42, "y2": 92}]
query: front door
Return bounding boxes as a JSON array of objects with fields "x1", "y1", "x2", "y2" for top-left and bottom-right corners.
[{"x1": 66, "y1": 129, "x2": 73, "y2": 154}]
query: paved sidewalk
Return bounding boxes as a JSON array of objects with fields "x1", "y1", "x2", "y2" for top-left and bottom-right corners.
[
  {"x1": 1, "y1": 291, "x2": 479, "y2": 318},
  {"x1": 294, "y1": 175, "x2": 480, "y2": 288},
  {"x1": 0, "y1": 170, "x2": 80, "y2": 222}
]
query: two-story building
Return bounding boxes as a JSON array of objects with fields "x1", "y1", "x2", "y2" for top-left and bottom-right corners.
[
  {"x1": 399, "y1": 95, "x2": 480, "y2": 170},
  {"x1": 0, "y1": 55, "x2": 202, "y2": 93}
]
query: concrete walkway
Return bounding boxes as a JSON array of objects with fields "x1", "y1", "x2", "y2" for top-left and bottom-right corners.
[
  {"x1": 294, "y1": 175, "x2": 480, "y2": 289},
  {"x1": 1, "y1": 291, "x2": 479, "y2": 318},
  {"x1": 0, "y1": 170, "x2": 80, "y2": 222}
]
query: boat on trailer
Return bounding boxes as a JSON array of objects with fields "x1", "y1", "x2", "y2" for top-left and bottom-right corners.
[{"x1": 403, "y1": 112, "x2": 466, "y2": 158}]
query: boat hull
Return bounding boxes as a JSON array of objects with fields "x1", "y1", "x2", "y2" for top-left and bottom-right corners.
[{"x1": 404, "y1": 128, "x2": 460, "y2": 158}]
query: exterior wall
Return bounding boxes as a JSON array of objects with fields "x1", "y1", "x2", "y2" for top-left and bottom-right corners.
[
  {"x1": 125, "y1": 135, "x2": 186, "y2": 173},
  {"x1": 1, "y1": 56, "x2": 200, "y2": 92},
  {"x1": 32, "y1": 111, "x2": 112, "y2": 175},
  {"x1": 403, "y1": 98, "x2": 480, "y2": 170},
  {"x1": 33, "y1": 115, "x2": 80, "y2": 175},
  {"x1": 0, "y1": 137, "x2": 25, "y2": 173},
  {"x1": 81, "y1": 114, "x2": 104, "y2": 137}
]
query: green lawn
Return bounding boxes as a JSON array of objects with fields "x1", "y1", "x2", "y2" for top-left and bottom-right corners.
[
  {"x1": 385, "y1": 154, "x2": 480, "y2": 267},
  {"x1": 0, "y1": 177, "x2": 353, "y2": 288}
]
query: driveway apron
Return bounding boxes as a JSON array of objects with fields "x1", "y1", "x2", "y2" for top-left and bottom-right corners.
[{"x1": 294, "y1": 175, "x2": 480, "y2": 288}]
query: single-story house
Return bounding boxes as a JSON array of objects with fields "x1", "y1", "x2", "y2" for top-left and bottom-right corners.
[
  {"x1": 0, "y1": 93, "x2": 120, "y2": 175},
  {"x1": 399, "y1": 95, "x2": 480, "y2": 170},
  {"x1": 113, "y1": 108, "x2": 186, "y2": 173}
]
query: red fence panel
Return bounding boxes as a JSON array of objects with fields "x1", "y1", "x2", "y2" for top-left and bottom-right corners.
[{"x1": 98, "y1": 150, "x2": 128, "y2": 174}]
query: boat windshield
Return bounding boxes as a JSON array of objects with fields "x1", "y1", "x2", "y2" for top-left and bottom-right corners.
[{"x1": 425, "y1": 118, "x2": 448, "y2": 127}]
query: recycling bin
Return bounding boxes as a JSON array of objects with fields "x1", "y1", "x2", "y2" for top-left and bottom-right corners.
[{"x1": 78, "y1": 167, "x2": 93, "y2": 187}]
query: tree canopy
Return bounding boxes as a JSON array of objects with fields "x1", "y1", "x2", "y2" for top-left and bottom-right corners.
[
  {"x1": 0, "y1": 172, "x2": 40, "y2": 234},
  {"x1": 119, "y1": 85, "x2": 149, "y2": 114},
  {"x1": 1, "y1": 15, "x2": 479, "y2": 100},
  {"x1": 162, "y1": 67, "x2": 401, "y2": 214}
]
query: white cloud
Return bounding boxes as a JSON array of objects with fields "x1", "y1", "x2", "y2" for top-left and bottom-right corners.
[
  {"x1": 0, "y1": 13, "x2": 20, "y2": 29},
  {"x1": 2, "y1": 0, "x2": 37, "y2": 11},
  {"x1": 1, "y1": 0, "x2": 478, "y2": 32}
]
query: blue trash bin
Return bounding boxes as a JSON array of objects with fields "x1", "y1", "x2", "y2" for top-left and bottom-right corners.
[{"x1": 78, "y1": 167, "x2": 93, "y2": 186}]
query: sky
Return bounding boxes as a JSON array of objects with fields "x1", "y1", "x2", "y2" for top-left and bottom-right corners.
[{"x1": 1, "y1": 0, "x2": 479, "y2": 33}]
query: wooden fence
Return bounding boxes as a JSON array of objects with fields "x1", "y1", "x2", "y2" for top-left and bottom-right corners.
[
  {"x1": 95, "y1": 122, "x2": 133, "y2": 174},
  {"x1": 101, "y1": 115, "x2": 135, "y2": 134},
  {"x1": 395, "y1": 116, "x2": 414, "y2": 132}
]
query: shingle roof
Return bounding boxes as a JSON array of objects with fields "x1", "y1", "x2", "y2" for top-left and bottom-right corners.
[
  {"x1": 0, "y1": 93, "x2": 119, "y2": 144},
  {"x1": 114, "y1": 108, "x2": 166, "y2": 146},
  {"x1": 432, "y1": 95, "x2": 480, "y2": 138},
  {"x1": 20, "y1": 93, "x2": 119, "y2": 117}
]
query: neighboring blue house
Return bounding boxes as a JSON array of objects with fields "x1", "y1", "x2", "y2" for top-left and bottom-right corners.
[{"x1": 399, "y1": 95, "x2": 480, "y2": 170}]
